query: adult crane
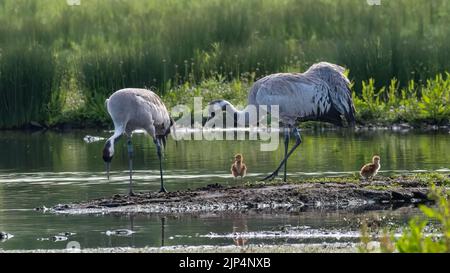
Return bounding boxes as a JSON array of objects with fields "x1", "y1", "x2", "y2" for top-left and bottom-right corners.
[
  {"x1": 102, "y1": 88, "x2": 173, "y2": 194},
  {"x1": 207, "y1": 62, "x2": 356, "y2": 181}
]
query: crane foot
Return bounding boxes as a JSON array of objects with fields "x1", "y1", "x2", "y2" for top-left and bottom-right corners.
[{"x1": 261, "y1": 171, "x2": 279, "y2": 181}]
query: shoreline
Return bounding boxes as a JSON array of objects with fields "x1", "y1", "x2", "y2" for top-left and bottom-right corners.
[
  {"x1": 2, "y1": 121, "x2": 449, "y2": 133},
  {"x1": 47, "y1": 174, "x2": 448, "y2": 216}
]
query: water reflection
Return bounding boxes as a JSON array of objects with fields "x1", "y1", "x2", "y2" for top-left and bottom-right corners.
[
  {"x1": 232, "y1": 215, "x2": 248, "y2": 247},
  {"x1": 1, "y1": 129, "x2": 449, "y2": 178},
  {"x1": 161, "y1": 217, "x2": 166, "y2": 247}
]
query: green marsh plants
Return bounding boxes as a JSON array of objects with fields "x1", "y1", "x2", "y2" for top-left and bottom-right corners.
[
  {"x1": 1, "y1": 0, "x2": 450, "y2": 128},
  {"x1": 359, "y1": 184, "x2": 450, "y2": 253},
  {"x1": 352, "y1": 73, "x2": 450, "y2": 125},
  {"x1": 0, "y1": 44, "x2": 55, "y2": 128},
  {"x1": 395, "y1": 185, "x2": 450, "y2": 253}
]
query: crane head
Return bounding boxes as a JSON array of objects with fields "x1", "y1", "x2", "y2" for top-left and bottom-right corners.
[{"x1": 205, "y1": 100, "x2": 227, "y2": 125}]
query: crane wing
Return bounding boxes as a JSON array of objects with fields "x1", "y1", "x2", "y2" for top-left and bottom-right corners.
[
  {"x1": 252, "y1": 73, "x2": 332, "y2": 125},
  {"x1": 250, "y1": 62, "x2": 356, "y2": 126},
  {"x1": 133, "y1": 90, "x2": 171, "y2": 136},
  {"x1": 305, "y1": 62, "x2": 356, "y2": 126}
]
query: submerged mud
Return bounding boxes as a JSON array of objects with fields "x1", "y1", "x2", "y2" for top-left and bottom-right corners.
[{"x1": 48, "y1": 177, "x2": 435, "y2": 215}]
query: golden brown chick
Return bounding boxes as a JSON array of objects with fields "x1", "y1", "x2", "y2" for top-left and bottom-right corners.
[
  {"x1": 231, "y1": 154, "x2": 247, "y2": 178},
  {"x1": 360, "y1": 155, "x2": 381, "y2": 180}
]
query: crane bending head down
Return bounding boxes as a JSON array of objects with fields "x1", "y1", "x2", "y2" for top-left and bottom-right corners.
[
  {"x1": 207, "y1": 62, "x2": 355, "y2": 128},
  {"x1": 102, "y1": 88, "x2": 174, "y2": 194},
  {"x1": 207, "y1": 61, "x2": 356, "y2": 181}
]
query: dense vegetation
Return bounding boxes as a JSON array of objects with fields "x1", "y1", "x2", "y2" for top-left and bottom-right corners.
[
  {"x1": 360, "y1": 183, "x2": 450, "y2": 253},
  {"x1": 353, "y1": 74, "x2": 450, "y2": 126},
  {"x1": 0, "y1": 0, "x2": 449, "y2": 128}
]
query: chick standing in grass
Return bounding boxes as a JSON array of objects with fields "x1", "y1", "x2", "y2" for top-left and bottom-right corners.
[
  {"x1": 231, "y1": 154, "x2": 247, "y2": 178},
  {"x1": 360, "y1": 155, "x2": 381, "y2": 181}
]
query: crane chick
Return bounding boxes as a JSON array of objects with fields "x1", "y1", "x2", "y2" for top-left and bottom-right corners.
[
  {"x1": 231, "y1": 154, "x2": 247, "y2": 178},
  {"x1": 360, "y1": 155, "x2": 381, "y2": 181}
]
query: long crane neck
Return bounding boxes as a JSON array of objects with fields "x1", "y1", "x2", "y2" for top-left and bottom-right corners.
[
  {"x1": 213, "y1": 100, "x2": 252, "y2": 125},
  {"x1": 103, "y1": 127, "x2": 124, "y2": 163}
]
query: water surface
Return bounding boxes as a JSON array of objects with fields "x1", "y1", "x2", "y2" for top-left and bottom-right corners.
[{"x1": 0, "y1": 129, "x2": 448, "y2": 250}]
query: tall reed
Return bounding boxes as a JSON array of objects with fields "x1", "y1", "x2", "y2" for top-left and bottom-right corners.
[
  {"x1": 0, "y1": 45, "x2": 55, "y2": 128},
  {"x1": 0, "y1": 0, "x2": 449, "y2": 128}
]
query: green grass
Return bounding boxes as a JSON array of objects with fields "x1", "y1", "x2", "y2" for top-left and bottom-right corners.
[
  {"x1": 412, "y1": 173, "x2": 450, "y2": 186},
  {"x1": 1, "y1": 0, "x2": 450, "y2": 128},
  {"x1": 242, "y1": 172, "x2": 450, "y2": 188},
  {"x1": 36, "y1": 73, "x2": 450, "y2": 128},
  {"x1": 298, "y1": 175, "x2": 361, "y2": 184},
  {"x1": 0, "y1": 44, "x2": 55, "y2": 128}
]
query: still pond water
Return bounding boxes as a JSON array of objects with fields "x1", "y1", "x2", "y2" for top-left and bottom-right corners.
[{"x1": 0, "y1": 129, "x2": 449, "y2": 250}]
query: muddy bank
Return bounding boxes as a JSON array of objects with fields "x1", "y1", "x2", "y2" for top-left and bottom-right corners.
[{"x1": 48, "y1": 177, "x2": 438, "y2": 215}]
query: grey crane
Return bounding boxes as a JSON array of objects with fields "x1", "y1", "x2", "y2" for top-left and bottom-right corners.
[
  {"x1": 207, "y1": 62, "x2": 356, "y2": 181},
  {"x1": 102, "y1": 88, "x2": 173, "y2": 194}
]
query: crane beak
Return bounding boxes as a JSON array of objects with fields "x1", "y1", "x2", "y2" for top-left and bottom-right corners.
[{"x1": 105, "y1": 162, "x2": 110, "y2": 180}]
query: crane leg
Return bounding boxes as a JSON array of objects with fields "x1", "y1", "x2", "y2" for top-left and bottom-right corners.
[
  {"x1": 155, "y1": 138, "x2": 167, "y2": 193},
  {"x1": 261, "y1": 127, "x2": 302, "y2": 181},
  {"x1": 127, "y1": 137, "x2": 135, "y2": 196},
  {"x1": 283, "y1": 127, "x2": 290, "y2": 182}
]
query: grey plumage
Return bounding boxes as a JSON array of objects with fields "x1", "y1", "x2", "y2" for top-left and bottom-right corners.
[
  {"x1": 106, "y1": 88, "x2": 171, "y2": 139},
  {"x1": 208, "y1": 62, "x2": 356, "y2": 181},
  {"x1": 103, "y1": 88, "x2": 173, "y2": 194},
  {"x1": 247, "y1": 61, "x2": 355, "y2": 126}
]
